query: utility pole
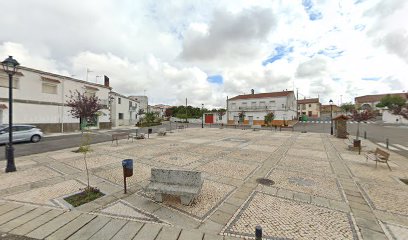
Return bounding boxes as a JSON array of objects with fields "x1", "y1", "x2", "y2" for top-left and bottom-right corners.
[
  {"x1": 296, "y1": 88, "x2": 299, "y2": 120},
  {"x1": 185, "y1": 98, "x2": 188, "y2": 124}
]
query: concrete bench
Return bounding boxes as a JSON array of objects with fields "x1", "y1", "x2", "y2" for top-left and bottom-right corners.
[
  {"x1": 251, "y1": 125, "x2": 261, "y2": 131},
  {"x1": 145, "y1": 168, "x2": 203, "y2": 205},
  {"x1": 157, "y1": 128, "x2": 167, "y2": 136},
  {"x1": 111, "y1": 133, "x2": 132, "y2": 145}
]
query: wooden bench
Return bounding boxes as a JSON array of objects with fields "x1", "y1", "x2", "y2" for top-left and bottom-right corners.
[
  {"x1": 145, "y1": 168, "x2": 203, "y2": 205},
  {"x1": 111, "y1": 133, "x2": 131, "y2": 145},
  {"x1": 279, "y1": 125, "x2": 294, "y2": 131},
  {"x1": 366, "y1": 148, "x2": 391, "y2": 170},
  {"x1": 157, "y1": 128, "x2": 167, "y2": 136},
  {"x1": 251, "y1": 125, "x2": 261, "y2": 131}
]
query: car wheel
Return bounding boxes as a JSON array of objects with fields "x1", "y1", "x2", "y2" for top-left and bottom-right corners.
[{"x1": 31, "y1": 135, "x2": 41, "y2": 143}]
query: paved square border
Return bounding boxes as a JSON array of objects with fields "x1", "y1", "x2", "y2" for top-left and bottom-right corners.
[{"x1": 222, "y1": 190, "x2": 359, "y2": 240}]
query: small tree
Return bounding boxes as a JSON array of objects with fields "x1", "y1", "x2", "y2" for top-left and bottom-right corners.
[
  {"x1": 66, "y1": 90, "x2": 103, "y2": 130},
  {"x1": 264, "y1": 112, "x2": 275, "y2": 126},
  {"x1": 66, "y1": 90, "x2": 102, "y2": 192},
  {"x1": 351, "y1": 110, "x2": 375, "y2": 140},
  {"x1": 238, "y1": 111, "x2": 245, "y2": 123}
]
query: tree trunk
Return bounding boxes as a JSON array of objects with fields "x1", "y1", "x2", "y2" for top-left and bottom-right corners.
[
  {"x1": 356, "y1": 121, "x2": 360, "y2": 140},
  {"x1": 84, "y1": 152, "x2": 90, "y2": 190}
]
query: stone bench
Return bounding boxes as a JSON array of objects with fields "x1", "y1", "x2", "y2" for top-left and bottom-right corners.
[
  {"x1": 251, "y1": 125, "x2": 261, "y2": 131},
  {"x1": 157, "y1": 128, "x2": 167, "y2": 136},
  {"x1": 145, "y1": 168, "x2": 203, "y2": 205},
  {"x1": 111, "y1": 133, "x2": 132, "y2": 145}
]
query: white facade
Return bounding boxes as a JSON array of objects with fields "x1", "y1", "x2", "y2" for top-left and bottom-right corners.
[
  {"x1": 110, "y1": 92, "x2": 139, "y2": 127},
  {"x1": 382, "y1": 110, "x2": 408, "y2": 124},
  {"x1": 227, "y1": 91, "x2": 297, "y2": 125},
  {"x1": 129, "y1": 96, "x2": 148, "y2": 114},
  {"x1": 0, "y1": 67, "x2": 111, "y2": 132}
]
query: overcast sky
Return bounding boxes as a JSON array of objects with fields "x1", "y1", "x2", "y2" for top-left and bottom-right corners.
[{"x1": 1, "y1": 0, "x2": 407, "y2": 108}]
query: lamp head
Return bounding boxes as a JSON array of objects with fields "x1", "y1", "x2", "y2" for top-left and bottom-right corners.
[{"x1": 1, "y1": 56, "x2": 20, "y2": 75}]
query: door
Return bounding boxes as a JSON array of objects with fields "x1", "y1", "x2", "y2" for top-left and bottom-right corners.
[
  {"x1": 248, "y1": 116, "x2": 254, "y2": 125},
  {"x1": 0, "y1": 110, "x2": 2, "y2": 125},
  {"x1": 205, "y1": 114, "x2": 214, "y2": 124}
]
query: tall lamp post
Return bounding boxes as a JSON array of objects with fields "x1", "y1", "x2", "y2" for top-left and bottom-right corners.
[
  {"x1": 201, "y1": 104, "x2": 204, "y2": 128},
  {"x1": 2, "y1": 56, "x2": 20, "y2": 172},
  {"x1": 329, "y1": 99, "x2": 333, "y2": 135}
]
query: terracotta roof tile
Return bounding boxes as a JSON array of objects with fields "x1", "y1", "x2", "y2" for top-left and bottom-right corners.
[
  {"x1": 297, "y1": 98, "x2": 320, "y2": 104},
  {"x1": 355, "y1": 93, "x2": 408, "y2": 103},
  {"x1": 229, "y1": 91, "x2": 294, "y2": 100}
]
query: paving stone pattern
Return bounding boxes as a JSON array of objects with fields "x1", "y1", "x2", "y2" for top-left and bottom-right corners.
[{"x1": 0, "y1": 128, "x2": 407, "y2": 239}]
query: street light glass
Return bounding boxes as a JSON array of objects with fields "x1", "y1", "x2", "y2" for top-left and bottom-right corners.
[
  {"x1": 1, "y1": 56, "x2": 20, "y2": 75},
  {"x1": 329, "y1": 99, "x2": 333, "y2": 105}
]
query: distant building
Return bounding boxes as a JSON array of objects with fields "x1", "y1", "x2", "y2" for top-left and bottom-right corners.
[
  {"x1": 355, "y1": 93, "x2": 408, "y2": 111},
  {"x1": 150, "y1": 104, "x2": 172, "y2": 118},
  {"x1": 129, "y1": 95, "x2": 148, "y2": 114},
  {"x1": 109, "y1": 92, "x2": 139, "y2": 127},
  {"x1": 320, "y1": 104, "x2": 341, "y2": 120},
  {"x1": 297, "y1": 98, "x2": 321, "y2": 118},
  {"x1": 227, "y1": 90, "x2": 297, "y2": 125}
]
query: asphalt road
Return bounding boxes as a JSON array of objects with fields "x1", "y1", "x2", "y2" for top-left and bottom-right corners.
[
  {"x1": 1, "y1": 121, "x2": 406, "y2": 161},
  {"x1": 294, "y1": 122, "x2": 408, "y2": 157}
]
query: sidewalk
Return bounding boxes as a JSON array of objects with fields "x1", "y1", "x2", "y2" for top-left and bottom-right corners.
[{"x1": 0, "y1": 128, "x2": 407, "y2": 239}]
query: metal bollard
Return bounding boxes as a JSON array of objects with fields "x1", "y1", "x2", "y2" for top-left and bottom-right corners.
[
  {"x1": 255, "y1": 225, "x2": 262, "y2": 240},
  {"x1": 364, "y1": 131, "x2": 367, "y2": 139},
  {"x1": 386, "y1": 138, "x2": 389, "y2": 149}
]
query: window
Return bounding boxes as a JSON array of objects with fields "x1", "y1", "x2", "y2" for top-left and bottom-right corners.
[
  {"x1": 241, "y1": 102, "x2": 247, "y2": 108},
  {"x1": 231, "y1": 103, "x2": 236, "y2": 110},
  {"x1": 309, "y1": 104, "x2": 312, "y2": 107},
  {"x1": 0, "y1": 74, "x2": 19, "y2": 89},
  {"x1": 42, "y1": 81, "x2": 58, "y2": 94},
  {"x1": 308, "y1": 111, "x2": 312, "y2": 117},
  {"x1": 129, "y1": 101, "x2": 132, "y2": 107},
  {"x1": 302, "y1": 105, "x2": 306, "y2": 110},
  {"x1": 269, "y1": 101, "x2": 276, "y2": 107},
  {"x1": 118, "y1": 98, "x2": 121, "y2": 104},
  {"x1": 118, "y1": 113, "x2": 124, "y2": 119},
  {"x1": 251, "y1": 102, "x2": 257, "y2": 107},
  {"x1": 282, "y1": 104, "x2": 285, "y2": 109},
  {"x1": 259, "y1": 101, "x2": 265, "y2": 108}
]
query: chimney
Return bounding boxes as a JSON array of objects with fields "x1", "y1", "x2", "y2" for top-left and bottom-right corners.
[
  {"x1": 104, "y1": 75, "x2": 110, "y2": 87},
  {"x1": 251, "y1": 89, "x2": 254, "y2": 95}
]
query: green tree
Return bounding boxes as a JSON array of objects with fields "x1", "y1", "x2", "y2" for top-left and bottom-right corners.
[
  {"x1": 264, "y1": 112, "x2": 275, "y2": 126},
  {"x1": 340, "y1": 103, "x2": 355, "y2": 113},
  {"x1": 376, "y1": 95, "x2": 406, "y2": 110}
]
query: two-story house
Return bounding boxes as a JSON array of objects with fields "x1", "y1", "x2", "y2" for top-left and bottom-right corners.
[
  {"x1": 109, "y1": 92, "x2": 139, "y2": 127},
  {"x1": 297, "y1": 98, "x2": 321, "y2": 118},
  {"x1": 0, "y1": 66, "x2": 111, "y2": 132},
  {"x1": 227, "y1": 90, "x2": 297, "y2": 125}
]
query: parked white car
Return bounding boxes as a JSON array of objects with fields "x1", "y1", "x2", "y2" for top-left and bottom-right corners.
[{"x1": 0, "y1": 125, "x2": 43, "y2": 144}]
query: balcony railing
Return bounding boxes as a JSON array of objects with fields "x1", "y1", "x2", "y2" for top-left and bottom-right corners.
[
  {"x1": 129, "y1": 106, "x2": 137, "y2": 111},
  {"x1": 238, "y1": 106, "x2": 269, "y2": 110}
]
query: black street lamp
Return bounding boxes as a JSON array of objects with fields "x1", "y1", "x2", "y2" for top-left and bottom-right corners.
[
  {"x1": 2, "y1": 56, "x2": 20, "y2": 172},
  {"x1": 201, "y1": 104, "x2": 204, "y2": 128},
  {"x1": 329, "y1": 99, "x2": 333, "y2": 135}
]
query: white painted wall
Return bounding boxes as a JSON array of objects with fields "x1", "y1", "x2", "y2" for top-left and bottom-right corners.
[
  {"x1": 227, "y1": 93, "x2": 297, "y2": 122},
  {"x1": 0, "y1": 67, "x2": 111, "y2": 128},
  {"x1": 382, "y1": 110, "x2": 408, "y2": 124},
  {"x1": 110, "y1": 93, "x2": 139, "y2": 127}
]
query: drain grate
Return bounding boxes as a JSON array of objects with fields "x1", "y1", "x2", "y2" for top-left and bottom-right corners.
[
  {"x1": 400, "y1": 178, "x2": 408, "y2": 185},
  {"x1": 256, "y1": 178, "x2": 275, "y2": 186}
]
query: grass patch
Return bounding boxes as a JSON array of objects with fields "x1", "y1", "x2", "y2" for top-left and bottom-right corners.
[{"x1": 64, "y1": 187, "x2": 104, "y2": 207}]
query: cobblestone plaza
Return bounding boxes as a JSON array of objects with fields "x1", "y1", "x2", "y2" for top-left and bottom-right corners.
[{"x1": 0, "y1": 128, "x2": 408, "y2": 239}]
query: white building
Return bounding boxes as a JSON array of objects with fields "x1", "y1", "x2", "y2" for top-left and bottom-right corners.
[
  {"x1": 227, "y1": 90, "x2": 297, "y2": 125},
  {"x1": 0, "y1": 66, "x2": 111, "y2": 132},
  {"x1": 150, "y1": 104, "x2": 172, "y2": 119},
  {"x1": 109, "y1": 92, "x2": 139, "y2": 127},
  {"x1": 129, "y1": 96, "x2": 148, "y2": 115}
]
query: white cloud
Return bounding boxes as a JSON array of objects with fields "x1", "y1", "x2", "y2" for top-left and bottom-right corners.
[{"x1": 0, "y1": 0, "x2": 407, "y2": 108}]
